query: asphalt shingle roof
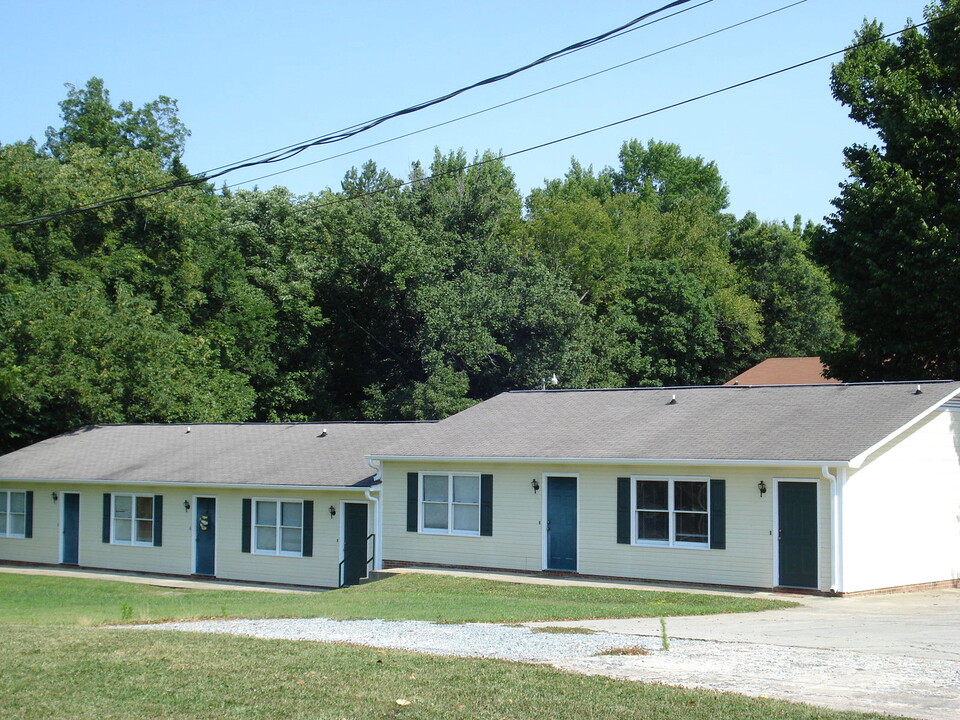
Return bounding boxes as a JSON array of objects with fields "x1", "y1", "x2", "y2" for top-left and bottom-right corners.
[
  {"x1": 0, "y1": 422, "x2": 432, "y2": 487},
  {"x1": 370, "y1": 381, "x2": 960, "y2": 464}
]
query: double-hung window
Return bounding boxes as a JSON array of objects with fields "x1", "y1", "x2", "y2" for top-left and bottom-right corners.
[
  {"x1": 421, "y1": 473, "x2": 480, "y2": 535},
  {"x1": 0, "y1": 491, "x2": 27, "y2": 538},
  {"x1": 634, "y1": 476, "x2": 709, "y2": 547},
  {"x1": 112, "y1": 494, "x2": 155, "y2": 546},
  {"x1": 253, "y1": 499, "x2": 303, "y2": 556}
]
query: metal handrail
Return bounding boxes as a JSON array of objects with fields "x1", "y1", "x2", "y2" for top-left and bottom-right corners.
[{"x1": 338, "y1": 532, "x2": 376, "y2": 588}]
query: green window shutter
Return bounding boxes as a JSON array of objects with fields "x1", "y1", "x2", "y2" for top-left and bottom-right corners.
[
  {"x1": 406, "y1": 472, "x2": 418, "y2": 532},
  {"x1": 24, "y1": 491, "x2": 33, "y2": 539},
  {"x1": 302, "y1": 501, "x2": 314, "y2": 557},
  {"x1": 616, "y1": 477, "x2": 631, "y2": 544},
  {"x1": 153, "y1": 495, "x2": 163, "y2": 547},
  {"x1": 710, "y1": 479, "x2": 726, "y2": 549},
  {"x1": 241, "y1": 498, "x2": 252, "y2": 553},
  {"x1": 480, "y1": 474, "x2": 493, "y2": 536},
  {"x1": 102, "y1": 494, "x2": 111, "y2": 543}
]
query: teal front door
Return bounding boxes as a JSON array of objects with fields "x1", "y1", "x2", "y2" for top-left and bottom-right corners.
[
  {"x1": 546, "y1": 476, "x2": 577, "y2": 571},
  {"x1": 194, "y1": 497, "x2": 216, "y2": 576},
  {"x1": 778, "y1": 482, "x2": 818, "y2": 588}
]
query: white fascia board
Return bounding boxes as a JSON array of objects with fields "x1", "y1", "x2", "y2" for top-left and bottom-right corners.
[
  {"x1": 0, "y1": 477, "x2": 375, "y2": 491},
  {"x1": 848, "y1": 385, "x2": 960, "y2": 469},
  {"x1": 366, "y1": 455, "x2": 849, "y2": 468}
]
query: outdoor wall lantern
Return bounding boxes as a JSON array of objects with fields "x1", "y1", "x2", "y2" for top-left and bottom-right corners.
[
  {"x1": 757, "y1": 480, "x2": 767, "y2": 498},
  {"x1": 531, "y1": 479, "x2": 540, "y2": 493},
  {"x1": 183, "y1": 500, "x2": 191, "y2": 511},
  {"x1": 51, "y1": 492, "x2": 58, "y2": 502},
  {"x1": 328, "y1": 505, "x2": 337, "y2": 518}
]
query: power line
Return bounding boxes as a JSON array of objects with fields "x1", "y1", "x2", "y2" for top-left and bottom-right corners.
[
  {"x1": 197, "y1": 0, "x2": 713, "y2": 180},
  {"x1": 224, "y1": 0, "x2": 809, "y2": 192},
  {"x1": 303, "y1": 16, "x2": 947, "y2": 211},
  {"x1": 0, "y1": 0, "x2": 703, "y2": 229}
]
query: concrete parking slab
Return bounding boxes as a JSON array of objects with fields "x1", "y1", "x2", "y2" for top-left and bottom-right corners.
[{"x1": 534, "y1": 588, "x2": 960, "y2": 720}]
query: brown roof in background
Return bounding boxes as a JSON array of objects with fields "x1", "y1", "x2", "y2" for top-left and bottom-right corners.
[{"x1": 725, "y1": 357, "x2": 838, "y2": 386}]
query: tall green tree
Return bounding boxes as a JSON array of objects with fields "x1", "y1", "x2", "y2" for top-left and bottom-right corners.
[
  {"x1": 44, "y1": 77, "x2": 189, "y2": 171},
  {"x1": 0, "y1": 280, "x2": 253, "y2": 453},
  {"x1": 1, "y1": 80, "x2": 259, "y2": 450},
  {"x1": 812, "y1": 0, "x2": 960, "y2": 380},
  {"x1": 731, "y1": 213, "x2": 843, "y2": 361}
]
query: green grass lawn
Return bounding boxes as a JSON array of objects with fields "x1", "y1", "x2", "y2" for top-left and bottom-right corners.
[
  {"x1": 2, "y1": 625, "x2": 904, "y2": 720},
  {"x1": 0, "y1": 572, "x2": 797, "y2": 626},
  {"x1": 0, "y1": 572, "x2": 907, "y2": 720}
]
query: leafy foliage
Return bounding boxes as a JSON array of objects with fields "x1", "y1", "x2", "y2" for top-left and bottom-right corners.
[
  {"x1": 813, "y1": 0, "x2": 960, "y2": 380},
  {"x1": 1, "y1": 79, "x2": 845, "y2": 451}
]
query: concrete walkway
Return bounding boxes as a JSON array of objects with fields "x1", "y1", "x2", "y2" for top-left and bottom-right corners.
[{"x1": 0, "y1": 564, "x2": 322, "y2": 593}]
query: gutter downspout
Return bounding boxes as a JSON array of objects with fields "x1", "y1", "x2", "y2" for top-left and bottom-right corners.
[
  {"x1": 365, "y1": 458, "x2": 384, "y2": 572},
  {"x1": 822, "y1": 464, "x2": 844, "y2": 594}
]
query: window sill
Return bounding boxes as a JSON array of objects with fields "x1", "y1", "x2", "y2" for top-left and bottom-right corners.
[
  {"x1": 632, "y1": 540, "x2": 710, "y2": 550},
  {"x1": 419, "y1": 529, "x2": 481, "y2": 537},
  {"x1": 252, "y1": 549, "x2": 304, "y2": 558}
]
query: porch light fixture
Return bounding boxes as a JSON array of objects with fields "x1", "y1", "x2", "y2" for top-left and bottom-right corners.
[
  {"x1": 51, "y1": 492, "x2": 58, "y2": 502},
  {"x1": 757, "y1": 480, "x2": 767, "y2": 497},
  {"x1": 328, "y1": 505, "x2": 337, "y2": 518},
  {"x1": 531, "y1": 479, "x2": 540, "y2": 493},
  {"x1": 183, "y1": 500, "x2": 191, "y2": 511}
]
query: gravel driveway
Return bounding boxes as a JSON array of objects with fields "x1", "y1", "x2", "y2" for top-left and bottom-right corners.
[{"x1": 135, "y1": 588, "x2": 960, "y2": 720}]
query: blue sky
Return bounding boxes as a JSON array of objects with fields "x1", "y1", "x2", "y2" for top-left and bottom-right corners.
[{"x1": 0, "y1": 0, "x2": 931, "y2": 224}]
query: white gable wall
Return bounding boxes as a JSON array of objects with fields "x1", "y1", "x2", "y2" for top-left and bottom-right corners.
[{"x1": 841, "y1": 410, "x2": 960, "y2": 593}]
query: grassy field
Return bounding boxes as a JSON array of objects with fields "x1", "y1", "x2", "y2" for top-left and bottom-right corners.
[
  {"x1": 0, "y1": 572, "x2": 908, "y2": 720},
  {"x1": 3, "y1": 624, "x2": 905, "y2": 720},
  {"x1": 0, "y1": 572, "x2": 797, "y2": 625}
]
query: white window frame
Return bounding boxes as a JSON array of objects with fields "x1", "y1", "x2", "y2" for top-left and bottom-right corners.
[
  {"x1": 632, "y1": 475, "x2": 710, "y2": 549},
  {"x1": 252, "y1": 498, "x2": 304, "y2": 557},
  {"x1": 111, "y1": 493, "x2": 156, "y2": 547},
  {"x1": 0, "y1": 490, "x2": 27, "y2": 539},
  {"x1": 419, "y1": 472, "x2": 481, "y2": 537}
]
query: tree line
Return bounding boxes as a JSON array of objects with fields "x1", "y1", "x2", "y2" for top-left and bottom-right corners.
[{"x1": 1, "y1": 0, "x2": 956, "y2": 452}]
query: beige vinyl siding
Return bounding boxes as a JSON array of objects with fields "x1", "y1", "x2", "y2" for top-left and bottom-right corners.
[
  {"x1": 381, "y1": 461, "x2": 833, "y2": 590},
  {"x1": 0, "y1": 483, "x2": 368, "y2": 588},
  {"x1": 841, "y1": 411, "x2": 960, "y2": 593},
  {"x1": 0, "y1": 484, "x2": 57, "y2": 564},
  {"x1": 383, "y1": 463, "x2": 543, "y2": 571}
]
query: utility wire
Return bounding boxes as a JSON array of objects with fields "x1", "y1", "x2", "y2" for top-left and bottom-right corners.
[
  {"x1": 224, "y1": 0, "x2": 809, "y2": 192},
  {"x1": 0, "y1": 0, "x2": 703, "y2": 229},
  {"x1": 301, "y1": 16, "x2": 949, "y2": 211},
  {"x1": 196, "y1": 0, "x2": 712, "y2": 179}
]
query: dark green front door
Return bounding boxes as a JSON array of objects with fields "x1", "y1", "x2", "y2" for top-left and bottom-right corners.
[
  {"x1": 61, "y1": 493, "x2": 79, "y2": 565},
  {"x1": 778, "y1": 482, "x2": 818, "y2": 588},
  {"x1": 342, "y1": 503, "x2": 369, "y2": 587},
  {"x1": 547, "y1": 476, "x2": 577, "y2": 571},
  {"x1": 194, "y1": 497, "x2": 216, "y2": 576}
]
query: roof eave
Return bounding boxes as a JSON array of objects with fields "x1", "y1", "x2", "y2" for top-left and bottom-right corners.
[
  {"x1": 0, "y1": 477, "x2": 376, "y2": 490},
  {"x1": 365, "y1": 454, "x2": 850, "y2": 468}
]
